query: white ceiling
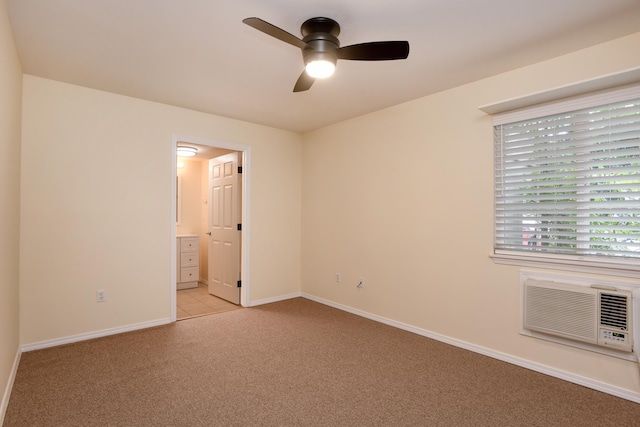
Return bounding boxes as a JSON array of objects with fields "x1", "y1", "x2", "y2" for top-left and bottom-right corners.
[{"x1": 6, "y1": 0, "x2": 640, "y2": 133}]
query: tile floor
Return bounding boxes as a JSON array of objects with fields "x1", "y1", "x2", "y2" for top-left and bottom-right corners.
[{"x1": 177, "y1": 283, "x2": 241, "y2": 320}]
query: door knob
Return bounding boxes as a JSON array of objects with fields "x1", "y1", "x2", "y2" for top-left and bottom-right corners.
[{"x1": 206, "y1": 232, "x2": 212, "y2": 235}]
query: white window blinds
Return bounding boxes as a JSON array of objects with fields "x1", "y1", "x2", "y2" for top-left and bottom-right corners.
[{"x1": 494, "y1": 91, "x2": 640, "y2": 262}]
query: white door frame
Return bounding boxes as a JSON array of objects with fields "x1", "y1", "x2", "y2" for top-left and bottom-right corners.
[{"x1": 170, "y1": 133, "x2": 251, "y2": 321}]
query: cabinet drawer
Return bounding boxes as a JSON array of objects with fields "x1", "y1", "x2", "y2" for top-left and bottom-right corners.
[
  {"x1": 180, "y1": 252, "x2": 199, "y2": 267},
  {"x1": 180, "y1": 237, "x2": 198, "y2": 252},
  {"x1": 180, "y1": 267, "x2": 199, "y2": 283}
]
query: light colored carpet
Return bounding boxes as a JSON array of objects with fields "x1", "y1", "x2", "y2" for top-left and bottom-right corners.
[{"x1": 4, "y1": 298, "x2": 640, "y2": 426}]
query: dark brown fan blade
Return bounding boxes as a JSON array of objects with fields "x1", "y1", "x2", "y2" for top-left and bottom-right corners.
[
  {"x1": 293, "y1": 71, "x2": 315, "y2": 92},
  {"x1": 337, "y1": 41, "x2": 409, "y2": 61},
  {"x1": 242, "y1": 17, "x2": 307, "y2": 50}
]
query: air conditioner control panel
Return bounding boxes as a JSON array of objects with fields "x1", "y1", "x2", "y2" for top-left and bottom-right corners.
[{"x1": 599, "y1": 328, "x2": 632, "y2": 352}]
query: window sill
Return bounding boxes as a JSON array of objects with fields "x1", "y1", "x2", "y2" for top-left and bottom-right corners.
[{"x1": 490, "y1": 251, "x2": 640, "y2": 279}]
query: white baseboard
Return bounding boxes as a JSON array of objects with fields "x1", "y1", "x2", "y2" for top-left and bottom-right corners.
[
  {"x1": 248, "y1": 292, "x2": 302, "y2": 307},
  {"x1": 21, "y1": 318, "x2": 172, "y2": 352},
  {"x1": 15, "y1": 292, "x2": 299, "y2": 353},
  {"x1": 1, "y1": 348, "x2": 21, "y2": 425},
  {"x1": 301, "y1": 293, "x2": 640, "y2": 404},
  {"x1": 19, "y1": 290, "x2": 304, "y2": 352}
]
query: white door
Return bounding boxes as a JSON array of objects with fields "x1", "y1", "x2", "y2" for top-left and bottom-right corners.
[{"x1": 207, "y1": 153, "x2": 241, "y2": 304}]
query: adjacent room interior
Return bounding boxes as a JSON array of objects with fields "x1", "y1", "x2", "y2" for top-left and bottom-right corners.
[{"x1": 175, "y1": 143, "x2": 244, "y2": 320}]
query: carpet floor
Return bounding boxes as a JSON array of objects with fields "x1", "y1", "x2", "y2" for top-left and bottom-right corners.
[{"x1": 4, "y1": 298, "x2": 640, "y2": 426}]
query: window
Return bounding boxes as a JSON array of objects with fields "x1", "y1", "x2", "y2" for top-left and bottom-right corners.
[{"x1": 493, "y1": 85, "x2": 640, "y2": 272}]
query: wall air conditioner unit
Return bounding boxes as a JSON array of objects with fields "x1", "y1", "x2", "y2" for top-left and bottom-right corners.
[{"x1": 523, "y1": 279, "x2": 633, "y2": 353}]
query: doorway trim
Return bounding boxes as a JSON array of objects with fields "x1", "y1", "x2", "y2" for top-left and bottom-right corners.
[{"x1": 170, "y1": 133, "x2": 251, "y2": 321}]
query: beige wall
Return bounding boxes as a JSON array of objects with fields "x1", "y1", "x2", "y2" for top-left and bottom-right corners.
[
  {"x1": 0, "y1": 0, "x2": 22, "y2": 418},
  {"x1": 176, "y1": 158, "x2": 202, "y2": 236},
  {"x1": 199, "y1": 158, "x2": 209, "y2": 279},
  {"x1": 176, "y1": 157, "x2": 206, "y2": 280},
  {"x1": 20, "y1": 76, "x2": 302, "y2": 345},
  {"x1": 301, "y1": 32, "x2": 640, "y2": 394}
]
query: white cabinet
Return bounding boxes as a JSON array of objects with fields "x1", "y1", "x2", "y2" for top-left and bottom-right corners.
[{"x1": 177, "y1": 235, "x2": 199, "y2": 290}]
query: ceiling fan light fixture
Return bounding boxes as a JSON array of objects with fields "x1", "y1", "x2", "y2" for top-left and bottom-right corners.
[
  {"x1": 304, "y1": 50, "x2": 337, "y2": 78},
  {"x1": 177, "y1": 146, "x2": 198, "y2": 157},
  {"x1": 305, "y1": 59, "x2": 336, "y2": 78}
]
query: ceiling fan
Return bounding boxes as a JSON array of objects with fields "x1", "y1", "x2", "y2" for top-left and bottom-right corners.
[{"x1": 242, "y1": 17, "x2": 410, "y2": 92}]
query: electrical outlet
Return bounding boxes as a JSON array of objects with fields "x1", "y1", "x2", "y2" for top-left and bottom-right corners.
[
  {"x1": 336, "y1": 272, "x2": 341, "y2": 283},
  {"x1": 96, "y1": 289, "x2": 106, "y2": 303},
  {"x1": 357, "y1": 277, "x2": 364, "y2": 288}
]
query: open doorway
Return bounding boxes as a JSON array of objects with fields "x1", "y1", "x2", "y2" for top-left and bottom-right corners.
[{"x1": 170, "y1": 134, "x2": 251, "y2": 322}]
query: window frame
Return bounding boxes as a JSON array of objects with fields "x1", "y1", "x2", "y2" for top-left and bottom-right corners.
[{"x1": 490, "y1": 84, "x2": 640, "y2": 279}]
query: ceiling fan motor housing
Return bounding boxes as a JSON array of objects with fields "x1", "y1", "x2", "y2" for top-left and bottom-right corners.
[{"x1": 301, "y1": 17, "x2": 340, "y2": 66}]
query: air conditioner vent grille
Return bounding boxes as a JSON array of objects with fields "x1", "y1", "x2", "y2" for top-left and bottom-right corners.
[
  {"x1": 525, "y1": 285, "x2": 597, "y2": 341},
  {"x1": 600, "y1": 293, "x2": 628, "y2": 330}
]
